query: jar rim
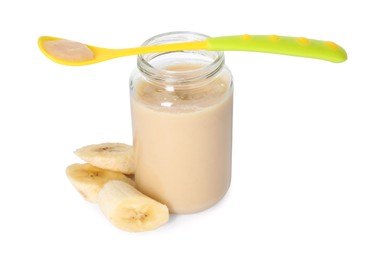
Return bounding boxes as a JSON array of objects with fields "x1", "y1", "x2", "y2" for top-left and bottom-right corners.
[{"x1": 137, "y1": 31, "x2": 225, "y2": 84}]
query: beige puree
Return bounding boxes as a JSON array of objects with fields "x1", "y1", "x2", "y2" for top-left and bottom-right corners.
[
  {"x1": 131, "y1": 64, "x2": 233, "y2": 214},
  {"x1": 43, "y1": 40, "x2": 94, "y2": 62}
]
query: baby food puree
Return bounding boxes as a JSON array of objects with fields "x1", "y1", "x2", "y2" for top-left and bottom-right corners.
[{"x1": 130, "y1": 32, "x2": 233, "y2": 214}]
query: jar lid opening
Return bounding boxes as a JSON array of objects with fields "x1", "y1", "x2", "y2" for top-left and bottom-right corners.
[{"x1": 137, "y1": 32, "x2": 224, "y2": 84}]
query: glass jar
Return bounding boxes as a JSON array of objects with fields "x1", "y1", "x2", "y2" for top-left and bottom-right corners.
[{"x1": 130, "y1": 32, "x2": 233, "y2": 214}]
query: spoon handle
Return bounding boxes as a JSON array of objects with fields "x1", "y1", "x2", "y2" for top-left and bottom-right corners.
[{"x1": 206, "y1": 35, "x2": 347, "y2": 63}]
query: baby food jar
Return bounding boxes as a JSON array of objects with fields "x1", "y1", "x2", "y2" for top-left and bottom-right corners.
[{"x1": 130, "y1": 32, "x2": 233, "y2": 214}]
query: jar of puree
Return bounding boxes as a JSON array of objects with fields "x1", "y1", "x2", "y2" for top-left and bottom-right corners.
[{"x1": 130, "y1": 32, "x2": 233, "y2": 214}]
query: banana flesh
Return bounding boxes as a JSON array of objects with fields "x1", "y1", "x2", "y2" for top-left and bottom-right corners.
[
  {"x1": 98, "y1": 180, "x2": 169, "y2": 232},
  {"x1": 67, "y1": 142, "x2": 169, "y2": 232},
  {"x1": 66, "y1": 163, "x2": 135, "y2": 203},
  {"x1": 74, "y1": 143, "x2": 135, "y2": 174}
]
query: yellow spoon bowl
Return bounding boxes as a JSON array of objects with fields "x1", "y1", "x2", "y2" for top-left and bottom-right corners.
[{"x1": 38, "y1": 34, "x2": 347, "y2": 66}]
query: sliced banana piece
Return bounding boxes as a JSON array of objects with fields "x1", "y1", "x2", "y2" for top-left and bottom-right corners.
[
  {"x1": 98, "y1": 180, "x2": 169, "y2": 232},
  {"x1": 74, "y1": 143, "x2": 135, "y2": 174},
  {"x1": 66, "y1": 163, "x2": 136, "y2": 203}
]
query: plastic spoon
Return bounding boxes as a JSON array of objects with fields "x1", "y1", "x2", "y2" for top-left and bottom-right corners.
[{"x1": 38, "y1": 34, "x2": 347, "y2": 66}]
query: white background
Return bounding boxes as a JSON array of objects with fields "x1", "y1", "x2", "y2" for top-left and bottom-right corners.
[{"x1": 1, "y1": 0, "x2": 383, "y2": 259}]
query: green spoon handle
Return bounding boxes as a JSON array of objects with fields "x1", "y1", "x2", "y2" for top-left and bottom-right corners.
[{"x1": 206, "y1": 34, "x2": 347, "y2": 63}]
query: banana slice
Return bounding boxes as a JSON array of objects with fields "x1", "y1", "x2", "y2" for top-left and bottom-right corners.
[
  {"x1": 98, "y1": 180, "x2": 169, "y2": 232},
  {"x1": 66, "y1": 163, "x2": 136, "y2": 203},
  {"x1": 74, "y1": 143, "x2": 135, "y2": 174}
]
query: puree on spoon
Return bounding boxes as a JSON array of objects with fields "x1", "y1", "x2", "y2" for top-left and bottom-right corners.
[{"x1": 43, "y1": 39, "x2": 94, "y2": 62}]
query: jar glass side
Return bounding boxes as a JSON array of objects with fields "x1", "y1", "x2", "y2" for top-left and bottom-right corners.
[{"x1": 129, "y1": 31, "x2": 233, "y2": 214}]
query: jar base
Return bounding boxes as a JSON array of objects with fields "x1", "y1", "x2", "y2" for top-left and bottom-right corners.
[{"x1": 168, "y1": 185, "x2": 231, "y2": 214}]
